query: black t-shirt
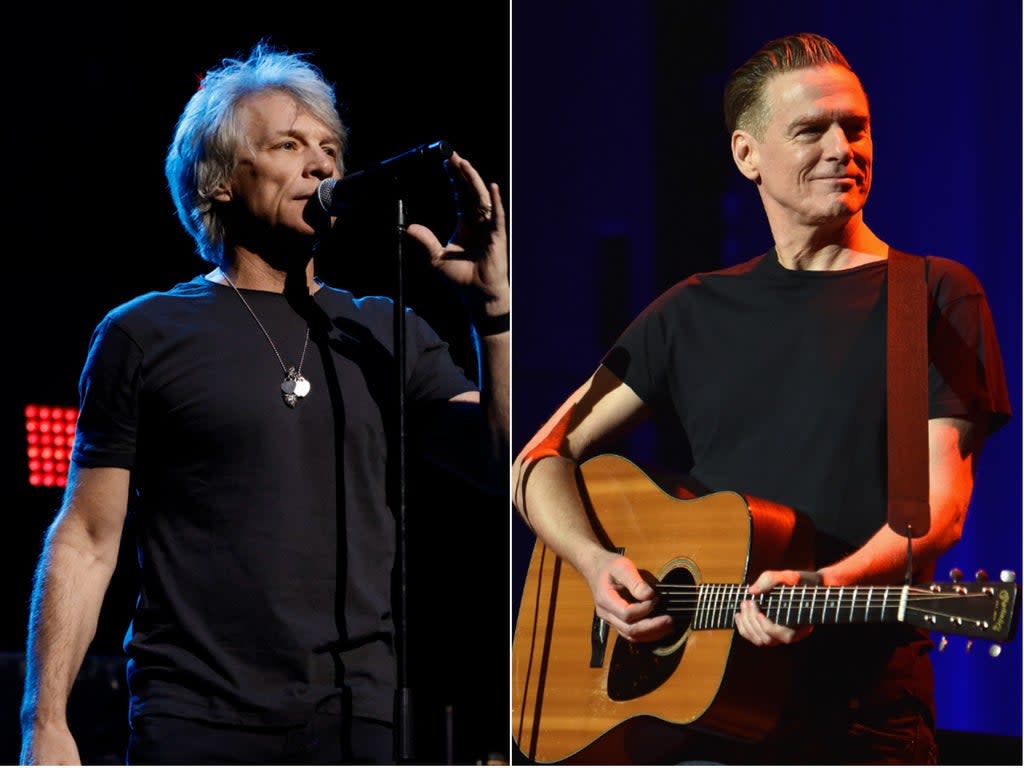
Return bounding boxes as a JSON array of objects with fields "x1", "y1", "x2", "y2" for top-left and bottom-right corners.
[
  {"x1": 72, "y1": 275, "x2": 476, "y2": 725},
  {"x1": 601, "y1": 249, "x2": 1011, "y2": 728},
  {"x1": 604, "y1": 249, "x2": 1010, "y2": 553}
]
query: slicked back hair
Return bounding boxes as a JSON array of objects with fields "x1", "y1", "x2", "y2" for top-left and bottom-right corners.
[{"x1": 723, "y1": 32, "x2": 856, "y2": 139}]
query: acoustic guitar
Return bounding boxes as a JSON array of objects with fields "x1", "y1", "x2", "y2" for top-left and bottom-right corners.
[{"x1": 512, "y1": 454, "x2": 1019, "y2": 764}]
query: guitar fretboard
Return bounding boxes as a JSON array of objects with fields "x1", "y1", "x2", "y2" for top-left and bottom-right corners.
[{"x1": 658, "y1": 584, "x2": 908, "y2": 629}]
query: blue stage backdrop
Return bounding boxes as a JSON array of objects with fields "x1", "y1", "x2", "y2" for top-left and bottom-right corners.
[{"x1": 512, "y1": 0, "x2": 1022, "y2": 740}]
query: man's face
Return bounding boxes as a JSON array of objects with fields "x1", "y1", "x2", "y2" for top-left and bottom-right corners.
[
  {"x1": 743, "y1": 65, "x2": 872, "y2": 228},
  {"x1": 218, "y1": 90, "x2": 341, "y2": 238}
]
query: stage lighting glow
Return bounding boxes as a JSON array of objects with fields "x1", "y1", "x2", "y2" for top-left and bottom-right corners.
[{"x1": 25, "y1": 404, "x2": 78, "y2": 488}]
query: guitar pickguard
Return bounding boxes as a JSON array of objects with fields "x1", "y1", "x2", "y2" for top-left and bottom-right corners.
[{"x1": 607, "y1": 560, "x2": 696, "y2": 700}]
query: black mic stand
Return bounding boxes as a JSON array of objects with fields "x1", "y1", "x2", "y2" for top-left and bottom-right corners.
[
  {"x1": 386, "y1": 146, "x2": 454, "y2": 763},
  {"x1": 392, "y1": 194, "x2": 415, "y2": 764},
  {"x1": 319, "y1": 141, "x2": 454, "y2": 763}
]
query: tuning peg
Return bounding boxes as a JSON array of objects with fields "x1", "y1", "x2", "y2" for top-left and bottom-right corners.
[
  {"x1": 965, "y1": 639, "x2": 973, "y2": 654},
  {"x1": 948, "y1": 567, "x2": 964, "y2": 582},
  {"x1": 937, "y1": 636, "x2": 948, "y2": 652},
  {"x1": 1000, "y1": 570, "x2": 1017, "y2": 583},
  {"x1": 989, "y1": 644, "x2": 1002, "y2": 658},
  {"x1": 975, "y1": 569, "x2": 989, "y2": 582}
]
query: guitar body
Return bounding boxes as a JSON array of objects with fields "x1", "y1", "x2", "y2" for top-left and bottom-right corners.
[{"x1": 512, "y1": 454, "x2": 815, "y2": 764}]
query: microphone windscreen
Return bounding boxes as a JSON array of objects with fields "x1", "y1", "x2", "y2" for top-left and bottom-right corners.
[{"x1": 317, "y1": 178, "x2": 339, "y2": 213}]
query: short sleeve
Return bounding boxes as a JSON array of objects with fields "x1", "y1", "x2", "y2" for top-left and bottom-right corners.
[
  {"x1": 927, "y1": 257, "x2": 1011, "y2": 434},
  {"x1": 71, "y1": 316, "x2": 142, "y2": 469}
]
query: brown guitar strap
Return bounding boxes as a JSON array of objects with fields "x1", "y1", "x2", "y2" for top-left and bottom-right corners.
[{"x1": 886, "y1": 248, "x2": 931, "y2": 539}]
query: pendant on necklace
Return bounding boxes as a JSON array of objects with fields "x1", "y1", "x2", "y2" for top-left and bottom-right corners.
[{"x1": 281, "y1": 366, "x2": 311, "y2": 408}]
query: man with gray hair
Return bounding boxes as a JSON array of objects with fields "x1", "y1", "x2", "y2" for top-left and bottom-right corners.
[{"x1": 21, "y1": 40, "x2": 509, "y2": 764}]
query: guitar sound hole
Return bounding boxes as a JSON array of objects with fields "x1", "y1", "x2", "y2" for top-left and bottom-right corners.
[
  {"x1": 606, "y1": 565, "x2": 693, "y2": 701},
  {"x1": 656, "y1": 565, "x2": 696, "y2": 636}
]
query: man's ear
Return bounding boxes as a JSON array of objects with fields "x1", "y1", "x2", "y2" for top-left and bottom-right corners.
[
  {"x1": 211, "y1": 183, "x2": 232, "y2": 203},
  {"x1": 731, "y1": 130, "x2": 760, "y2": 183}
]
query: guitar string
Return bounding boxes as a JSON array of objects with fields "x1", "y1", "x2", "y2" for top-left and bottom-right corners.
[
  {"x1": 650, "y1": 587, "x2": 995, "y2": 616},
  {"x1": 654, "y1": 597, "x2": 992, "y2": 609},
  {"x1": 652, "y1": 585, "x2": 990, "y2": 599},
  {"x1": 646, "y1": 594, "x2": 996, "y2": 630}
]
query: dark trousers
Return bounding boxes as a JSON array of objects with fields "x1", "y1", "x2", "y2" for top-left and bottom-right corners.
[{"x1": 126, "y1": 712, "x2": 394, "y2": 765}]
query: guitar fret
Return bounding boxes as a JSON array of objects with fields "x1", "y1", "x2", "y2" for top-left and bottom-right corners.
[
  {"x1": 709, "y1": 584, "x2": 717, "y2": 629},
  {"x1": 708, "y1": 581, "x2": 716, "y2": 630},
  {"x1": 700, "y1": 581, "x2": 708, "y2": 630},
  {"x1": 695, "y1": 583, "x2": 705, "y2": 630},
  {"x1": 821, "y1": 587, "x2": 831, "y2": 623},
  {"x1": 865, "y1": 586, "x2": 873, "y2": 622},
  {"x1": 707, "y1": 583, "x2": 717, "y2": 629},
  {"x1": 710, "y1": 583, "x2": 717, "y2": 630},
  {"x1": 835, "y1": 586, "x2": 843, "y2": 622},
  {"x1": 724, "y1": 585, "x2": 737, "y2": 629}
]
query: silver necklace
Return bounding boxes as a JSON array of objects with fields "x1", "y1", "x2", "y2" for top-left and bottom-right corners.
[{"x1": 220, "y1": 270, "x2": 311, "y2": 408}]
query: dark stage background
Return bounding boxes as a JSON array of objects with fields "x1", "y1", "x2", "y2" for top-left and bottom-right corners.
[
  {"x1": 512, "y1": 0, "x2": 1022, "y2": 761},
  {"x1": 2, "y1": 8, "x2": 509, "y2": 765}
]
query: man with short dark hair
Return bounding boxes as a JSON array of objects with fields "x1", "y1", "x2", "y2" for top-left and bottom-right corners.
[{"x1": 513, "y1": 32, "x2": 1009, "y2": 764}]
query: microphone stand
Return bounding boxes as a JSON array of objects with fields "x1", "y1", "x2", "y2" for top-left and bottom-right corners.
[
  {"x1": 392, "y1": 194, "x2": 415, "y2": 764},
  {"x1": 318, "y1": 144, "x2": 454, "y2": 762}
]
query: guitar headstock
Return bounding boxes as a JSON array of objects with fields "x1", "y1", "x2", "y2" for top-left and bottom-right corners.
[{"x1": 904, "y1": 569, "x2": 1019, "y2": 645}]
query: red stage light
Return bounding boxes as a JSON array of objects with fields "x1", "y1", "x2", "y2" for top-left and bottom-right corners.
[{"x1": 25, "y1": 404, "x2": 78, "y2": 488}]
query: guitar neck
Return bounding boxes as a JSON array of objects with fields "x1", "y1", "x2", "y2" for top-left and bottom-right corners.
[{"x1": 667, "y1": 583, "x2": 914, "y2": 630}]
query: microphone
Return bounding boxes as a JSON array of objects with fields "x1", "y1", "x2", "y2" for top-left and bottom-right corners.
[{"x1": 317, "y1": 139, "x2": 454, "y2": 214}]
